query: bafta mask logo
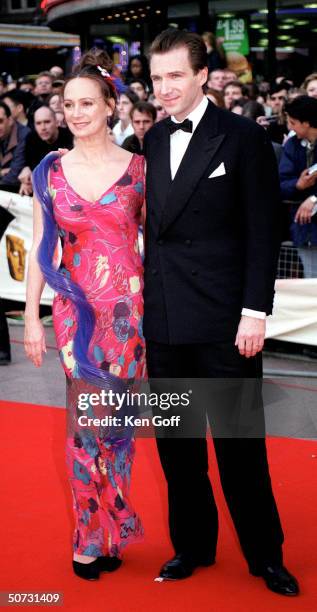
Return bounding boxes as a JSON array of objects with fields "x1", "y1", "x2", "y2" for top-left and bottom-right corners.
[{"x1": 6, "y1": 234, "x2": 26, "y2": 282}]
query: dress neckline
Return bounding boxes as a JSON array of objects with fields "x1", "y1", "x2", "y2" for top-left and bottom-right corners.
[{"x1": 58, "y1": 153, "x2": 135, "y2": 204}]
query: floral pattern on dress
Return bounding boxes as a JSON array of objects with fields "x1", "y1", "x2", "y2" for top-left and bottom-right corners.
[{"x1": 50, "y1": 154, "x2": 146, "y2": 556}]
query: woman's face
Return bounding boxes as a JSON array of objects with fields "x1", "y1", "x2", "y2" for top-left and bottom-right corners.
[
  {"x1": 130, "y1": 81, "x2": 147, "y2": 101},
  {"x1": 63, "y1": 77, "x2": 112, "y2": 138},
  {"x1": 49, "y1": 94, "x2": 62, "y2": 113},
  {"x1": 131, "y1": 58, "x2": 142, "y2": 77},
  {"x1": 306, "y1": 79, "x2": 317, "y2": 99},
  {"x1": 117, "y1": 94, "x2": 133, "y2": 121}
]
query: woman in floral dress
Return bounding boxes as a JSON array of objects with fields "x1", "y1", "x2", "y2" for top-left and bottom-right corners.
[{"x1": 24, "y1": 50, "x2": 146, "y2": 580}]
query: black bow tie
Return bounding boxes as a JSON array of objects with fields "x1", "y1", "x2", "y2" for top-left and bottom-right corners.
[{"x1": 167, "y1": 118, "x2": 193, "y2": 135}]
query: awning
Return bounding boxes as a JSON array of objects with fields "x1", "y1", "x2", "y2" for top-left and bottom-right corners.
[{"x1": 0, "y1": 23, "x2": 80, "y2": 49}]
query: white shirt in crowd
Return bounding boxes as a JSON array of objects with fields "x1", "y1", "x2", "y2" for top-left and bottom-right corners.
[{"x1": 113, "y1": 120, "x2": 134, "y2": 146}]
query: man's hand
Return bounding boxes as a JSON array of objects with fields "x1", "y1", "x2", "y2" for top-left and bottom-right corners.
[
  {"x1": 296, "y1": 168, "x2": 317, "y2": 191},
  {"x1": 235, "y1": 316, "x2": 266, "y2": 358},
  {"x1": 19, "y1": 181, "x2": 33, "y2": 196},
  {"x1": 18, "y1": 166, "x2": 33, "y2": 196},
  {"x1": 294, "y1": 196, "x2": 316, "y2": 224},
  {"x1": 0, "y1": 168, "x2": 10, "y2": 177}
]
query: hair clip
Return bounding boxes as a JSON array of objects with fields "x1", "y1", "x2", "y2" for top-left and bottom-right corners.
[{"x1": 96, "y1": 65, "x2": 111, "y2": 79}]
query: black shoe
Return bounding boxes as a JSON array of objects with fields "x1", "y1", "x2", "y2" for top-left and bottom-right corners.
[
  {"x1": 72, "y1": 559, "x2": 100, "y2": 581},
  {"x1": 72, "y1": 556, "x2": 122, "y2": 581},
  {"x1": 98, "y1": 556, "x2": 122, "y2": 572},
  {"x1": 158, "y1": 553, "x2": 215, "y2": 581},
  {"x1": 0, "y1": 350, "x2": 11, "y2": 365},
  {"x1": 251, "y1": 564, "x2": 299, "y2": 596}
]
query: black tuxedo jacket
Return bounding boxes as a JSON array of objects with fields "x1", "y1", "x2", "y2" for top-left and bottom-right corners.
[{"x1": 143, "y1": 101, "x2": 281, "y2": 344}]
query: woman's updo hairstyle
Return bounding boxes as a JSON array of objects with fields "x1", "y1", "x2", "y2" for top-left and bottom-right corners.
[{"x1": 63, "y1": 48, "x2": 117, "y2": 104}]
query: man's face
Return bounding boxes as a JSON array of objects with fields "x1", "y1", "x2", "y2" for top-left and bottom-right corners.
[
  {"x1": 0, "y1": 107, "x2": 12, "y2": 140},
  {"x1": 268, "y1": 89, "x2": 287, "y2": 114},
  {"x1": 35, "y1": 76, "x2": 52, "y2": 96},
  {"x1": 223, "y1": 71, "x2": 237, "y2": 86},
  {"x1": 132, "y1": 110, "x2": 154, "y2": 141},
  {"x1": 286, "y1": 116, "x2": 310, "y2": 140},
  {"x1": 34, "y1": 107, "x2": 58, "y2": 142},
  {"x1": 224, "y1": 85, "x2": 242, "y2": 109},
  {"x1": 150, "y1": 46, "x2": 208, "y2": 121},
  {"x1": 207, "y1": 70, "x2": 225, "y2": 91}
]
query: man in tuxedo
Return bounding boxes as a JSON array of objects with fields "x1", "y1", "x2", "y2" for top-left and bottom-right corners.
[{"x1": 143, "y1": 29, "x2": 299, "y2": 596}]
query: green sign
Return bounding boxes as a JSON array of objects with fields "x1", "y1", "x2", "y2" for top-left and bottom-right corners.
[{"x1": 216, "y1": 18, "x2": 249, "y2": 56}]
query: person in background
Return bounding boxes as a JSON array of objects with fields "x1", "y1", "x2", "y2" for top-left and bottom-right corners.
[
  {"x1": 266, "y1": 83, "x2": 289, "y2": 145},
  {"x1": 301, "y1": 73, "x2": 317, "y2": 99},
  {"x1": 34, "y1": 72, "x2": 53, "y2": 102},
  {"x1": 280, "y1": 96, "x2": 317, "y2": 277},
  {"x1": 148, "y1": 94, "x2": 169, "y2": 121},
  {"x1": 129, "y1": 78, "x2": 149, "y2": 101},
  {"x1": 122, "y1": 101, "x2": 156, "y2": 154},
  {"x1": 205, "y1": 87, "x2": 225, "y2": 107},
  {"x1": 223, "y1": 81, "x2": 246, "y2": 110},
  {"x1": 17, "y1": 76, "x2": 35, "y2": 94},
  {"x1": 112, "y1": 89, "x2": 138, "y2": 146},
  {"x1": 202, "y1": 32, "x2": 225, "y2": 73},
  {"x1": 52, "y1": 80, "x2": 65, "y2": 95},
  {"x1": 0, "y1": 101, "x2": 30, "y2": 192},
  {"x1": 48, "y1": 93, "x2": 65, "y2": 127},
  {"x1": 231, "y1": 97, "x2": 248, "y2": 115},
  {"x1": 49, "y1": 66, "x2": 64, "y2": 80},
  {"x1": 223, "y1": 69, "x2": 238, "y2": 85},
  {"x1": 206, "y1": 69, "x2": 226, "y2": 92},
  {"x1": 19, "y1": 105, "x2": 73, "y2": 195},
  {"x1": 125, "y1": 54, "x2": 151, "y2": 89},
  {"x1": 1, "y1": 89, "x2": 30, "y2": 126}
]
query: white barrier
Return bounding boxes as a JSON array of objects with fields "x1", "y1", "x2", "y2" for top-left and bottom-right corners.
[
  {"x1": 0, "y1": 191, "x2": 54, "y2": 306},
  {"x1": 1, "y1": 190, "x2": 317, "y2": 346}
]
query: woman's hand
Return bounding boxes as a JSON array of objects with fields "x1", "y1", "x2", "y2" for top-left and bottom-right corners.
[{"x1": 24, "y1": 318, "x2": 47, "y2": 367}]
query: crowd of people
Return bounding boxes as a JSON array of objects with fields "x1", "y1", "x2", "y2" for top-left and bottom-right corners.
[{"x1": 0, "y1": 40, "x2": 317, "y2": 232}]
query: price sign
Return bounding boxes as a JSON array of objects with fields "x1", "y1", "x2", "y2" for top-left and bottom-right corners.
[{"x1": 216, "y1": 18, "x2": 249, "y2": 55}]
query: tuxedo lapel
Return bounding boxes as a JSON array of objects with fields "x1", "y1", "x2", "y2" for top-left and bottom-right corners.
[
  {"x1": 148, "y1": 126, "x2": 171, "y2": 211},
  {"x1": 159, "y1": 102, "x2": 225, "y2": 236}
]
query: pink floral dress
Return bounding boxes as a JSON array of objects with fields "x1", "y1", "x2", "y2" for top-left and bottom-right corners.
[{"x1": 49, "y1": 154, "x2": 146, "y2": 557}]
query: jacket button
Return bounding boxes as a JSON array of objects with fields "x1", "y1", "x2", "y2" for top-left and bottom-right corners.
[
  {"x1": 157, "y1": 239, "x2": 164, "y2": 245},
  {"x1": 185, "y1": 239, "x2": 192, "y2": 246},
  {"x1": 191, "y1": 269, "x2": 197, "y2": 276},
  {"x1": 151, "y1": 268, "x2": 158, "y2": 275}
]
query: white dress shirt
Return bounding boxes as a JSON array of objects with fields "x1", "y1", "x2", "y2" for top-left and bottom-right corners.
[{"x1": 169, "y1": 96, "x2": 265, "y2": 320}]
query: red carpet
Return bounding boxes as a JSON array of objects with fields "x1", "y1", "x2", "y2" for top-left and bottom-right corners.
[{"x1": 0, "y1": 399, "x2": 316, "y2": 611}]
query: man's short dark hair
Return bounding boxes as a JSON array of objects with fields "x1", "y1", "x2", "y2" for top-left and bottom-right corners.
[
  {"x1": 150, "y1": 28, "x2": 208, "y2": 74},
  {"x1": 131, "y1": 101, "x2": 157, "y2": 122},
  {"x1": 284, "y1": 95, "x2": 317, "y2": 128},
  {"x1": 2, "y1": 89, "x2": 29, "y2": 113},
  {"x1": 129, "y1": 78, "x2": 148, "y2": 92},
  {"x1": 270, "y1": 82, "x2": 289, "y2": 96},
  {"x1": 223, "y1": 80, "x2": 243, "y2": 92},
  {"x1": 0, "y1": 101, "x2": 11, "y2": 117},
  {"x1": 36, "y1": 71, "x2": 53, "y2": 81}
]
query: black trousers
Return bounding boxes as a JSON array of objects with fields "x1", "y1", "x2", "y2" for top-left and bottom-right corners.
[{"x1": 146, "y1": 339, "x2": 284, "y2": 572}]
